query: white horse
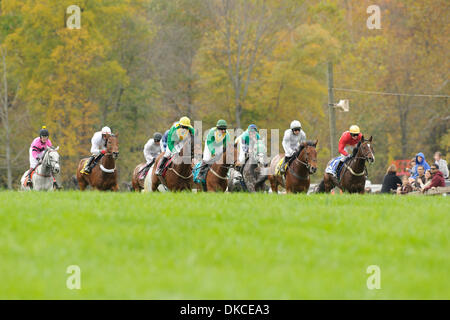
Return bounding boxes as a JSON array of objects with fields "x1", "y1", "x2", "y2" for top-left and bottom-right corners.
[{"x1": 20, "y1": 146, "x2": 60, "y2": 191}]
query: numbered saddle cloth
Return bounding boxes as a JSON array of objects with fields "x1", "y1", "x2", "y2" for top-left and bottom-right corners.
[
  {"x1": 192, "y1": 162, "x2": 205, "y2": 184},
  {"x1": 325, "y1": 156, "x2": 345, "y2": 177}
]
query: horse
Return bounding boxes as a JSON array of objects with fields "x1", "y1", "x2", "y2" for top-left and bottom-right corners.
[
  {"x1": 131, "y1": 162, "x2": 154, "y2": 192},
  {"x1": 317, "y1": 136, "x2": 374, "y2": 194},
  {"x1": 228, "y1": 140, "x2": 268, "y2": 192},
  {"x1": 20, "y1": 146, "x2": 61, "y2": 191},
  {"x1": 268, "y1": 140, "x2": 318, "y2": 193},
  {"x1": 195, "y1": 141, "x2": 238, "y2": 192},
  {"x1": 147, "y1": 134, "x2": 194, "y2": 192},
  {"x1": 76, "y1": 134, "x2": 120, "y2": 191}
]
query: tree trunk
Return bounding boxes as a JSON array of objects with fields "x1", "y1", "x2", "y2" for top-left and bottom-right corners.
[{"x1": 1, "y1": 47, "x2": 12, "y2": 189}]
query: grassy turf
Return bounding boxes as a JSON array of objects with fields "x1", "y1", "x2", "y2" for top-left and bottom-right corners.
[{"x1": 0, "y1": 191, "x2": 449, "y2": 299}]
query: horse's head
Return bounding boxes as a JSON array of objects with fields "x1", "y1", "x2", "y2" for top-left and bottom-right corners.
[
  {"x1": 357, "y1": 136, "x2": 375, "y2": 163},
  {"x1": 251, "y1": 140, "x2": 267, "y2": 167},
  {"x1": 299, "y1": 140, "x2": 318, "y2": 174},
  {"x1": 45, "y1": 146, "x2": 60, "y2": 174},
  {"x1": 106, "y1": 134, "x2": 119, "y2": 159}
]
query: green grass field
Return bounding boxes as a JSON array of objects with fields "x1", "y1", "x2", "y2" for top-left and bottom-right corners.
[{"x1": 0, "y1": 191, "x2": 449, "y2": 299}]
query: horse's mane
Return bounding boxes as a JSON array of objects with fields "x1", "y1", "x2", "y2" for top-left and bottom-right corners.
[{"x1": 294, "y1": 140, "x2": 317, "y2": 158}]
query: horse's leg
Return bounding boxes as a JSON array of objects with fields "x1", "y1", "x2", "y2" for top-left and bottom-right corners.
[
  {"x1": 151, "y1": 173, "x2": 160, "y2": 192},
  {"x1": 269, "y1": 176, "x2": 278, "y2": 193}
]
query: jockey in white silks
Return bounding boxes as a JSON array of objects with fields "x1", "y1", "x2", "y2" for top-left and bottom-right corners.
[
  {"x1": 155, "y1": 117, "x2": 195, "y2": 176},
  {"x1": 25, "y1": 126, "x2": 53, "y2": 186},
  {"x1": 140, "y1": 132, "x2": 162, "y2": 178},
  {"x1": 80, "y1": 126, "x2": 112, "y2": 175},
  {"x1": 280, "y1": 120, "x2": 307, "y2": 174}
]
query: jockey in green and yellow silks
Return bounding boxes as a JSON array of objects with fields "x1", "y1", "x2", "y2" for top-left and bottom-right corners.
[
  {"x1": 197, "y1": 119, "x2": 230, "y2": 181},
  {"x1": 155, "y1": 116, "x2": 195, "y2": 176}
]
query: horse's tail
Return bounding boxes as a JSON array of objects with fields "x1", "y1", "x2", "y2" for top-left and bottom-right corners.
[
  {"x1": 316, "y1": 179, "x2": 325, "y2": 193},
  {"x1": 71, "y1": 175, "x2": 79, "y2": 189}
]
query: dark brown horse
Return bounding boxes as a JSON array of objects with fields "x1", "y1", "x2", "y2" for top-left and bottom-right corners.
[
  {"x1": 149, "y1": 134, "x2": 194, "y2": 192},
  {"x1": 77, "y1": 134, "x2": 119, "y2": 191},
  {"x1": 268, "y1": 140, "x2": 318, "y2": 193},
  {"x1": 317, "y1": 136, "x2": 374, "y2": 194},
  {"x1": 196, "y1": 142, "x2": 238, "y2": 192}
]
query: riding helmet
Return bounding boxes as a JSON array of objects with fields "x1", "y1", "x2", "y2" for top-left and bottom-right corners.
[
  {"x1": 153, "y1": 132, "x2": 163, "y2": 141},
  {"x1": 216, "y1": 119, "x2": 228, "y2": 130},
  {"x1": 39, "y1": 126, "x2": 49, "y2": 137}
]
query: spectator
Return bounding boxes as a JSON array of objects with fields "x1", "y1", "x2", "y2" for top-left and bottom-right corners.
[
  {"x1": 412, "y1": 165, "x2": 426, "y2": 189},
  {"x1": 381, "y1": 164, "x2": 402, "y2": 193},
  {"x1": 396, "y1": 175, "x2": 413, "y2": 195},
  {"x1": 407, "y1": 158, "x2": 416, "y2": 177},
  {"x1": 411, "y1": 152, "x2": 430, "y2": 178},
  {"x1": 422, "y1": 164, "x2": 446, "y2": 192},
  {"x1": 417, "y1": 169, "x2": 432, "y2": 191},
  {"x1": 434, "y1": 151, "x2": 449, "y2": 179}
]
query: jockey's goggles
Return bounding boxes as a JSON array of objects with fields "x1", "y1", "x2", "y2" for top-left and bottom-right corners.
[
  {"x1": 180, "y1": 125, "x2": 189, "y2": 130},
  {"x1": 292, "y1": 128, "x2": 301, "y2": 132},
  {"x1": 351, "y1": 133, "x2": 359, "y2": 137}
]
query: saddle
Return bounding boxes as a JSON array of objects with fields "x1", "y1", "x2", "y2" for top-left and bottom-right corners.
[
  {"x1": 275, "y1": 158, "x2": 286, "y2": 176},
  {"x1": 326, "y1": 156, "x2": 350, "y2": 182},
  {"x1": 192, "y1": 162, "x2": 205, "y2": 184}
]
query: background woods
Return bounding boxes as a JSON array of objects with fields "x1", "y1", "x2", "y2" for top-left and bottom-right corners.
[{"x1": 0, "y1": 0, "x2": 448, "y2": 188}]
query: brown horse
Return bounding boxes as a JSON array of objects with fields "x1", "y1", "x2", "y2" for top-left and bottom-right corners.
[
  {"x1": 131, "y1": 162, "x2": 148, "y2": 192},
  {"x1": 268, "y1": 140, "x2": 318, "y2": 193},
  {"x1": 196, "y1": 142, "x2": 238, "y2": 192},
  {"x1": 77, "y1": 134, "x2": 120, "y2": 191},
  {"x1": 317, "y1": 136, "x2": 374, "y2": 194},
  {"x1": 149, "y1": 134, "x2": 194, "y2": 192}
]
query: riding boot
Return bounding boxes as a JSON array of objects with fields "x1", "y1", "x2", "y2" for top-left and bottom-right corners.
[
  {"x1": 279, "y1": 156, "x2": 290, "y2": 174},
  {"x1": 26, "y1": 168, "x2": 35, "y2": 187},
  {"x1": 81, "y1": 155, "x2": 95, "y2": 174},
  {"x1": 197, "y1": 161, "x2": 210, "y2": 181},
  {"x1": 156, "y1": 157, "x2": 169, "y2": 176}
]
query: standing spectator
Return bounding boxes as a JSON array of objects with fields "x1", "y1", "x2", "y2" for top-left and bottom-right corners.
[
  {"x1": 423, "y1": 164, "x2": 446, "y2": 192},
  {"x1": 411, "y1": 152, "x2": 430, "y2": 178},
  {"x1": 434, "y1": 151, "x2": 448, "y2": 179},
  {"x1": 381, "y1": 164, "x2": 402, "y2": 194}
]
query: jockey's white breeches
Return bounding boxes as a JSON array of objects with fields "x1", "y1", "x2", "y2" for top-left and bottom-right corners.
[
  {"x1": 203, "y1": 143, "x2": 224, "y2": 164},
  {"x1": 285, "y1": 148, "x2": 297, "y2": 158},
  {"x1": 145, "y1": 156, "x2": 155, "y2": 164},
  {"x1": 163, "y1": 140, "x2": 187, "y2": 158},
  {"x1": 341, "y1": 145, "x2": 355, "y2": 157},
  {"x1": 238, "y1": 142, "x2": 247, "y2": 164},
  {"x1": 29, "y1": 148, "x2": 41, "y2": 168}
]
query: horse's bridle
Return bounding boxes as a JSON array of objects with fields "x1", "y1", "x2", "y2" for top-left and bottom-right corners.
[{"x1": 344, "y1": 142, "x2": 373, "y2": 176}]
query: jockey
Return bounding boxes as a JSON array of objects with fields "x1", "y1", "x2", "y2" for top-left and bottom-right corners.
[
  {"x1": 235, "y1": 124, "x2": 261, "y2": 171},
  {"x1": 26, "y1": 126, "x2": 53, "y2": 186},
  {"x1": 279, "y1": 120, "x2": 307, "y2": 174},
  {"x1": 327, "y1": 125, "x2": 363, "y2": 178},
  {"x1": 161, "y1": 129, "x2": 170, "y2": 152},
  {"x1": 80, "y1": 126, "x2": 112, "y2": 174},
  {"x1": 155, "y1": 117, "x2": 194, "y2": 176},
  {"x1": 197, "y1": 119, "x2": 231, "y2": 181},
  {"x1": 140, "y1": 132, "x2": 162, "y2": 178},
  {"x1": 338, "y1": 125, "x2": 362, "y2": 160}
]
